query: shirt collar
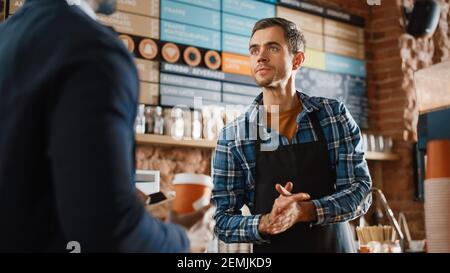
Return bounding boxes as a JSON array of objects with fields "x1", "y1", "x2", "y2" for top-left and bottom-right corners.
[
  {"x1": 247, "y1": 90, "x2": 320, "y2": 126},
  {"x1": 66, "y1": 0, "x2": 97, "y2": 20}
]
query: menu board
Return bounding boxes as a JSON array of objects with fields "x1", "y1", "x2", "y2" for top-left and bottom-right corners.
[
  {"x1": 222, "y1": 0, "x2": 275, "y2": 20},
  {"x1": 161, "y1": 0, "x2": 220, "y2": 30},
  {"x1": 174, "y1": 0, "x2": 221, "y2": 10},
  {"x1": 2, "y1": 0, "x2": 369, "y2": 127},
  {"x1": 135, "y1": 59, "x2": 160, "y2": 83},
  {"x1": 303, "y1": 48, "x2": 326, "y2": 71},
  {"x1": 277, "y1": 6, "x2": 324, "y2": 34},
  {"x1": 160, "y1": 73, "x2": 221, "y2": 92},
  {"x1": 296, "y1": 67, "x2": 368, "y2": 128},
  {"x1": 222, "y1": 13, "x2": 257, "y2": 37},
  {"x1": 325, "y1": 36, "x2": 365, "y2": 60},
  {"x1": 222, "y1": 82, "x2": 261, "y2": 97},
  {"x1": 160, "y1": 84, "x2": 221, "y2": 103},
  {"x1": 222, "y1": 93, "x2": 255, "y2": 105},
  {"x1": 98, "y1": 12, "x2": 160, "y2": 39},
  {"x1": 303, "y1": 31, "x2": 324, "y2": 51},
  {"x1": 324, "y1": 18, "x2": 364, "y2": 43},
  {"x1": 139, "y1": 82, "x2": 160, "y2": 105},
  {"x1": 160, "y1": 20, "x2": 221, "y2": 51},
  {"x1": 221, "y1": 52, "x2": 251, "y2": 76},
  {"x1": 222, "y1": 33, "x2": 250, "y2": 56},
  {"x1": 117, "y1": 0, "x2": 160, "y2": 17},
  {"x1": 325, "y1": 53, "x2": 366, "y2": 77}
]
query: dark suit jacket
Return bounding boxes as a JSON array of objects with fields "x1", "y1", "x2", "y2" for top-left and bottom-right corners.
[{"x1": 0, "y1": 0, "x2": 189, "y2": 252}]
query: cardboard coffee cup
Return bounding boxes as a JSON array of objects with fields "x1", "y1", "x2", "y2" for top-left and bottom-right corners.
[
  {"x1": 424, "y1": 140, "x2": 450, "y2": 252},
  {"x1": 172, "y1": 173, "x2": 213, "y2": 214},
  {"x1": 425, "y1": 140, "x2": 450, "y2": 179}
]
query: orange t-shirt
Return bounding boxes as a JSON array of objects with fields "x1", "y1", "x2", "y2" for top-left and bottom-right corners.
[{"x1": 267, "y1": 104, "x2": 302, "y2": 142}]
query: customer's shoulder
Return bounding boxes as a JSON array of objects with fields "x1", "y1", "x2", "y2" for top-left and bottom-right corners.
[
  {"x1": 12, "y1": 2, "x2": 118, "y2": 54},
  {"x1": 48, "y1": 8, "x2": 134, "y2": 70},
  {"x1": 3, "y1": 3, "x2": 111, "y2": 43},
  {"x1": 58, "y1": 11, "x2": 118, "y2": 47}
]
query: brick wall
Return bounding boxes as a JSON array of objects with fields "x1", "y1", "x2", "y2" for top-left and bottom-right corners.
[{"x1": 366, "y1": 0, "x2": 424, "y2": 239}]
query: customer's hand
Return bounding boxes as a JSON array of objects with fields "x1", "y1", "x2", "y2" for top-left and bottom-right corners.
[
  {"x1": 136, "y1": 189, "x2": 150, "y2": 205},
  {"x1": 169, "y1": 205, "x2": 215, "y2": 253}
]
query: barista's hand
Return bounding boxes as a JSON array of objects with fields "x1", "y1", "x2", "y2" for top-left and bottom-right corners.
[
  {"x1": 170, "y1": 205, "x2": 214, "y2": 253},
  {"x1": 275, "y1": 183, "x2": 317, "y2": 223},
  {"x1": 258, "y1": 182, "x2": 311, "y2": 235}
]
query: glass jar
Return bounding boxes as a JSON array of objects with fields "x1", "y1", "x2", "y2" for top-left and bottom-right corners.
[
  {"x1": 171, "y1": 108, "x2": 184, "y2": 139},
  {"x1": 362, "y1": 133, "x2": 369, "y2": 152},
  {"x1": 134, "y1": 104, "x2": 146, "y2": 134},
  {"x1": 383, "y1": 137, "x2": 394, "y2": 153},
  {"x1": 144, "y1": 106, "x2": 154, "y2": 134},
  {"x1": 369, "y1": 134, "x2": 376, "y2": 152},
  {"x1": 212, "y1": 107, "x2": 224, "y2": 138},
  {"x1": 153, "y1": 106, "x2": 164, "y2": 135},
  {"x1": 192, "y1": 110, "x2": 202, "y2": 140},
  {"x1": 376, "y1": 135, "x2": 384, "y2": 152}
]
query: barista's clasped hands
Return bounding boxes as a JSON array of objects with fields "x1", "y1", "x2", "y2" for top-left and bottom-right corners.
[{"x1": 258, "y1": 182, "x2": 316, "y2": 235}]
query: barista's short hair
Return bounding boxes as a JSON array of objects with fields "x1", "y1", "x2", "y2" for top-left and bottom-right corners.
[{"x1": 251, "y1": 17, "x2": 306, "y2": 53}]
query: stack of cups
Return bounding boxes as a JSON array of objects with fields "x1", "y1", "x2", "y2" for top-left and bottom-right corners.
[{"x1": 424, "y1": 140, "x2": 450, "y2": 252}]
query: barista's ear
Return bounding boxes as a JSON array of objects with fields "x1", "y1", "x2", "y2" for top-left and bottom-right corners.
[{"x1": 292, "y1": 51, "x2": 305, "y2": 70}]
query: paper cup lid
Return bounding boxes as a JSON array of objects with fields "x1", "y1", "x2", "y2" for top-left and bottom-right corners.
[{"x1": 172, "y1": 173, "x2": 213, "y2": 188}]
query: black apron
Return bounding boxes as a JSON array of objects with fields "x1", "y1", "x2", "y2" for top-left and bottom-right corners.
[{"x1": 253, "y1": 111, "x2": 356, "y2": 253}]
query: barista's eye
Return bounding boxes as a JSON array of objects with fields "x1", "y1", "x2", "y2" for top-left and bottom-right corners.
[
  {"x1": 269, "y1": 46, "x2": 279, "y2": 53},
  {"x1": 250, "y1": 48, "x2": 259, "y2": 55}
]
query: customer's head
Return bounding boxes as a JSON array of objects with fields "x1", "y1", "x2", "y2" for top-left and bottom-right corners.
[
  {"x1": 249, "y1": 17, "x2": 306, "y2": 88},
  {"x1": 89, "y1": 0, "x2": 117, "y2": 14}
]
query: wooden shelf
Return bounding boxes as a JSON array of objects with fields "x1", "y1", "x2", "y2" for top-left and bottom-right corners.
[
  {"x1": 136, "y1": 134, "x2": 400, "y2": 160},
  {"x1": 135, "y1": 134, "x2": 216, "y2": 149},
  {"x1": 365, "y1": 151, "x2": 400, "y2": 161}
]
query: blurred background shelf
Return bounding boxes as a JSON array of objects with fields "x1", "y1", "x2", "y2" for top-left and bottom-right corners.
[
  {"x1": 365, "y1": 151, "x2": 400, "y2": 161},
  {"x1": 136, "y1": 134, "x2": 400, "y2": 161},
  {"x1": 135, "y1": 134, "x2": 216, "y2": 149}
]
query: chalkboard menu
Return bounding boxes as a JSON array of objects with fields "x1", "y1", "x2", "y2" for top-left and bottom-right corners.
[
  {"x1": 296, "y1": 68, "x2": 368, "y2": 128},
  {"x1": 3, "y1": 0, "x2": 369, "y2": 128}
]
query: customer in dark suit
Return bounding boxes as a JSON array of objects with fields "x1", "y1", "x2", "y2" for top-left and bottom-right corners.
[{"x1": 0, "y1": 0, "x2": 207, "y2": 252}]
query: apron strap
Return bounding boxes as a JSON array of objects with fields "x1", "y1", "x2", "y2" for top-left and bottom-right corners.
[
  {"x1": 255, "y1": 111, "x2": 261, "y2": 152},
  {"x1": 308, "y1": 111, "x2": 326, "y2": 144},
  {"x1": 309, "y1": 111, "x2": 336, "y2": 175}
]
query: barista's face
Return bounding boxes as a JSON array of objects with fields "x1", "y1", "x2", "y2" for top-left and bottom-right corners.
[
  {"x1": 94, "y1": 0, "x2": 117, "y2": 15},
  {"x1": 249, "y1": 26, "x2": 297, "y2": 88}
]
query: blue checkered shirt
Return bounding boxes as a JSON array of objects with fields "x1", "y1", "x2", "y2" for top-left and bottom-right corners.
[{"x1": 212, "y1": 91, "x2": 372, "y2": 244}]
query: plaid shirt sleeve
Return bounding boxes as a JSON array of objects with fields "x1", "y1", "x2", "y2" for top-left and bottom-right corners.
[
  {"x1": 311, "y1": 102, "x2": 372, "y2": 225},
  {"x1": 211, "y1": 131, "x2": 268, "y2": 244}
]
